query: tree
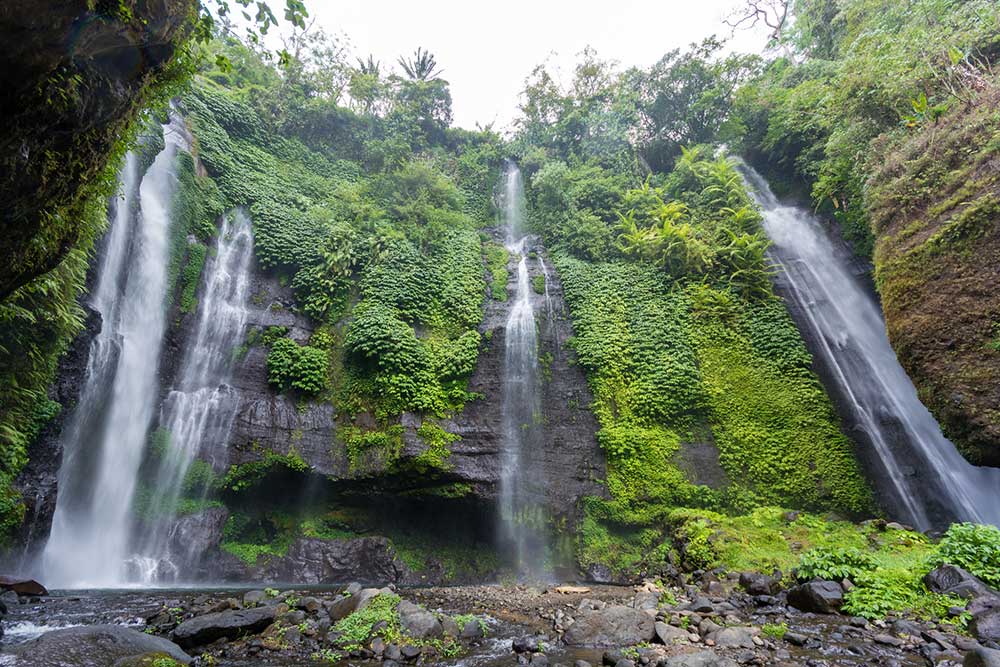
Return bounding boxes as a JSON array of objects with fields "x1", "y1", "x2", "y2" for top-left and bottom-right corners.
[
  {"x1": 636, "y1": 39, "x2": 762, "y2": 171},
  {"x1": 398, "y1": 47, "x2": 443, "y2": 81},
  {"x1": 724, "y1": 0, "x2": 791, "y2": 45}
]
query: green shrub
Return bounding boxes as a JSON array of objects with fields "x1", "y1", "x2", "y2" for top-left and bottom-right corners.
[
  {"x1": 797, "y1": 547, "x2": 877, "y2": 582},
  {"x1": 932, "y1": 523, "x2": 1000, "y2": 587},
  {"x1": 266, "y1": 337, "x2": 329, "y2": 396},
  {"x1": 334, "y1": 593, "x2": 402, "y2": 651}
]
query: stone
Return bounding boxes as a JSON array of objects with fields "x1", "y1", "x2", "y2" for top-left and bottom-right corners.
[
  {"x1": 298, "y1": 596, "x2": 322, "y2": 613},
  {"x1": 655, "y1": 621, "x2": 690, "y2": 645},
  {"x1": 400, "y1": 644, "x2": 422, "y2": 660},
  {"x1": 739, "y1": 572, "x2": 779, "y2": 596},
  {"x1": 171, "y1": 606, "x2": 276, "y2": 648},
  {"x1": 441, "y1": 615, "x2": 460, "y2": 637},
  {"x1": 345, "y1": 582, "x2": 363, "y2": 596},
  {"x1": 514, "y1": 636, "x2": 544, "y2": 653},
  {"x1": 0, "y1": 576, "x2": 47, "y2": 596},
  {"x1": 11, "y1": 624, "x2": 191, "y2": 666},
  {"x1": 688, "y1": 597, "x2": 715, "y2": 613},
  {"x1": 325, "y1": 594, "x2": 359, "y2": 622},
  {"x1": 280, "y1": 609, "x2": 306, "y2": 625},
  {"x1": 972, "y1": 607, "x2": 1000, "y2": 642},
  {"x1": 660, "y1": 651, "x2": 739, "y2": 667},
  {"x1": 784, "y1": 632, "x2": 808, "y2": 646},
  {"x1": 354, "y1": 588, "x2": 382, "y2": 612},
  {"x1": 460, "y1": 618, "x2": 486, "y2": 639},
  {"x1": 385, "y1": 644, "x2": 403, "y2": 661},
  {"x1": 787, "y1": 580, "x2": 844, "y2": 614},
  {"x1": 965, "y1": 647, "x2": 1000, "y2": 667},
  {"x1": 874, "y1": 633, "x2": 904, "y2": 647},
  {"x1": 707, "y1": 626, "x2": 756, "y2": 649},
  {"x1": 563, "y1": 605, "x2": 656, "y2": 647},
  {"x1": 397, "y1": 600, "x2": 443, "y2": 639},
  {"x1": 532, "y1": 654, "x2": 552, "y2": 667},
  {"x1": 925, "y1": 565, "x2": 996, "y2": 600},
  {"x1": 614, "y1": 660, "x2": 634, "y2": 667},
  {"x1": 0, "y1": 590, "x2": 18, "y2": 607},
  {"x1": 575, "y1": 662, "x2": 592, "y2": 667},
  {"x1": 634, "y1": 591, "x2": 660, "y2": 610}
]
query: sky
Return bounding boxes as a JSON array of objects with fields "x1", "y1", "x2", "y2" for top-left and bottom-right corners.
[{"x1": 303, "y1": 0, "x2": 772, "y2": 130}]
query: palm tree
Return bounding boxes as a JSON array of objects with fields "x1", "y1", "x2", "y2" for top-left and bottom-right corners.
[
  {"x1": 356, "y1": 55, "x2": 381, "y2": 77},
  {"x1": 397, "y1": 47, "x2": 443, "y2": 81}
]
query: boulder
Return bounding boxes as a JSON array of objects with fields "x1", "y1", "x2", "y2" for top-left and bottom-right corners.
[
  {"x1": 654, "y1": 621, "x2": 690, "y2": 644},
  {"x1": 633, "y1": 591, "x2": 660, "y2": 610},
  {"x1": 660, "y1": 651, "x2": 739, "y2": 667},
  {"x1": 924, "y1": 565, "x2": 996, "y2": 599},
  {"x1": 10, "y1": 624, "x2": 190, "y2": 666},
  {"x1": 354, "y1": 588, "x2": 383, "y2": 612},
  {"x1": 739, "y1": 572, "x2": 779, "y2": 596},
  {"x1": 460, "y1": 618, "x2": 485, "y2": 639},
  {"x1": 563, "y1": 605, "x2": 656, "y2": 647},
  {"x1": 787, "y1": 580, "x2": 844, "y2": 614},
  {"x1": 396, "y1": 600, "x2": 442, "y2": 639},
  {"x1": 706, "y1": 626, "x2": 756, "y2": 649},
  {"x1": 171, "y1": 606, "x2": 276, "y2": 648},
  {"x1": 325, "y1": 594, "x2": 359, "y2": 622},
  {"x1": 243, "y1": 590, "x2": 266, "y2": 607},
  {"x1": 971, "y1": 607, "x2": 1000, "y2": 643},
  {"x1": 0, "y1": 575, "x2": 47, "y2": 596},
  {"x1": 966, "y1": 648, "x2": 1000, "y2": 667}
]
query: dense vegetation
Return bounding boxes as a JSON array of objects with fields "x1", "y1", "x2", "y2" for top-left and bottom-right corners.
[{"x1": 506, "y1": 46, "x2": 872, "y2": 576}]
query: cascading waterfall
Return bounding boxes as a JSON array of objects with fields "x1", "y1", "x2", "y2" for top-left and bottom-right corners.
[
  {"x1": 741, "y1": 163, "x2": 1000, "y2": 530},
  {"x1": 498, "y1": 163, "x2": 548, "y2": 578},
  {"x1": 129, "y1": 210, "x2": 254, "y2": 583},
  {"x1": 42, "y1": 116, "x2": 190, "y2": 587}
]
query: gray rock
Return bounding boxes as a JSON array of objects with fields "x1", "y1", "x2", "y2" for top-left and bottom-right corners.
[
  {"x1": 400, "y1": 644, "x2": 422, "y2": 660},
  {"x1": 325, "y1": 594, "x2": 359, "y2": 622},
  {"x1": 11, "y1": 624, "x2": 191, "y2": 666},
  {"x1": 575, "y1": 661, "x2": 593, "y2": 667},
  {"x1": 688, "y1": 597, "x2": 714, "y2": 613},
  {"x1": 532, "y1": 654, "x2": 551, "y2": 667},
  {"x1": 441, "y1": 615, "x2": 460, "y2": 637},
  {"x1": 925, "y1": 565, "x2": 996, "y2": 600},
  {"x1": 874, "y1": 633, "x2": 904, "y2": 647},
  {"x1": 707, "y1": 626, "x2": 756, "y2": 649},
  {"x1": 298, "y1": 596, "x2": 321, "y2": 613},
  {"x1": 345, "y1": 582, "x2": 363, "y2": 596},
  {"x1": 739, "y1": 572, "x2": 779, "y2": 596},
  {"x1": 660, "y1": 651, "x2": 739, "y2": 667},
  {"x1": 397, "y1": 600, "x2": 442, "y2": 639},
  {"x1": 972, "y1": 607, "x2": 1000, "y2": 642},
  {"x1": 243, "y1": 590, "x2": 266, "y2": 607},
  {"x1": 222, "y1": 536, "x2": 408, "y2": 584},
  {"x1": 654, "y1": 621, "x2": 690, "y2": 644},
  {"x1": 633, "y1": 591, "x2": 660, "y2": 610},
  {"x1": 171, "y1": 606, "x2": 276, "y2": 648},
  {"x1": 613, "y1": 660, "x2": 634, "y2": 667},
  {"x1": 354, "y1": 587, "x2": 382, "y2": 612},
  {"x1": 966, "y1": 647, "x2": 1000, "y2": 667},
  {"x1": 460, "y1": 618, "x2": 485, "y2": 639},
  {"x1": 787, "y1": 580, "x2": 844, "y2": 614},
  {"x1": 563, "y1": 605, "x2": 656, "y2": 647},
  {"x1": 784, "y1": 632, "x2": 808, "y2": 646}
]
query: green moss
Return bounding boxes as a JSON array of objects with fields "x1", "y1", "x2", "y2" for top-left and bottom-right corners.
[
  {"x1": 484, "y1": 242, "x2": 509, "y2": 301},
  {"x1": 532, "y1": 274, "x2": 545, "y2": 295},
  {"x1": 413, "y1": 421, "x2": 458, "y2": 472},
  {"x1": 341, "y1": 424, "x2": 405, "y2": 472},
  {"x1": 221, "y1": 447, "x2": 310, "y2": 492},
  {"x1": 178, "y1": 242, "x2": 208, "y2": 313},
  {"x1": 334, "y1": 593, "x2": 402, "y2": 651}
]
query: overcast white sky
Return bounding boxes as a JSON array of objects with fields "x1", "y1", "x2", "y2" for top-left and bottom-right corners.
[{"x1": 304, "y1": 1, "x2": 771, "y2": 130}]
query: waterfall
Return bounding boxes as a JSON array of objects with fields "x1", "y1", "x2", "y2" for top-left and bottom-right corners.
[
  {"x1": 42, "y1": 116, "x2": 190, "y2": 587},
  {"x1": 498, "y1": 163, "x2": 548, "y2": 577},
  {"x1": 129, "y1": 210, "x2": 253, "y2": 583},
  {"x1": 741, "y1": 163, "x2": 1000, "y2": 530}
]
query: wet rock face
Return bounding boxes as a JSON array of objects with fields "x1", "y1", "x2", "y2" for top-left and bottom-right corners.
[
  {"x1": 209, "y1": 536, "x2": 411, "y2": 585},
  {"x1": 0, "y1": 0, "x2": 197, "y2": 298},
  {"x1": 219, "y1": 236, "x2": 605, "y2": 523}
]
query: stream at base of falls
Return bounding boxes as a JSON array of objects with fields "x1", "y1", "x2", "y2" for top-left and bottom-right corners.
[{"x1": 0, "y1": 585, "x2": 930, "y2": 667}]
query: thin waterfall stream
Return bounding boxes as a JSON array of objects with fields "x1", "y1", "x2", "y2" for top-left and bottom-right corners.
[
  {"x1": 742, "y1": 163, "x2": 1000, "y2": 530},
  {"x1": 130, "y1": 209, "x2": 253, "y2": 583},
  {"x1": 498, "y1": 163, "x2": 548, "y2": 578}
]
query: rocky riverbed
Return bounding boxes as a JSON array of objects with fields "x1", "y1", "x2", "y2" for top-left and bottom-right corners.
[{"x1": 1, "y1": 571, "x2": 999, "y2": 667}]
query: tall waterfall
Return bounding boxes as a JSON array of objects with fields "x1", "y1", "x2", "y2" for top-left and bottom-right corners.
[
  {"x1": 42, "y1": 117, "x2": 189, "y2": 587},
  {"x1": 742, "y1": 164, "x2": 1000, "y2": 530},
  {"x1": 498, "y1": 163, "x2": 548, "y2": 577},
  {"x1": 130, "y1": 210, "x2": 253, "y2": 583}
]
